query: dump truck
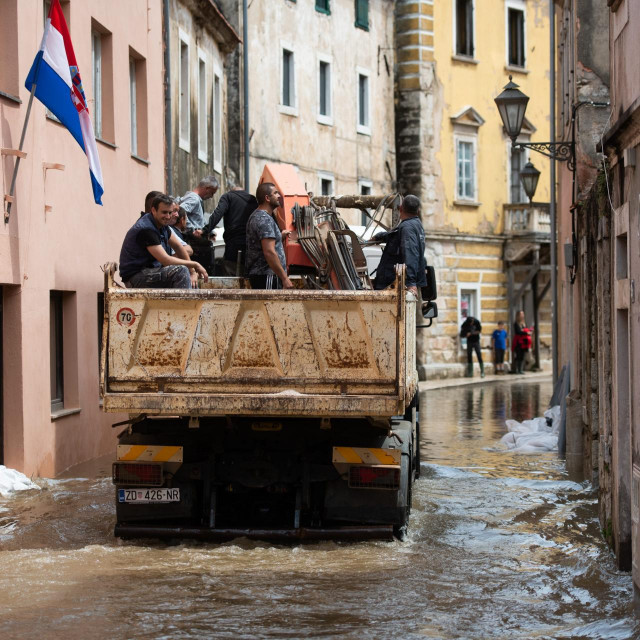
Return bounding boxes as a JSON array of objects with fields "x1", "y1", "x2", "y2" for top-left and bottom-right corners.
[{"x1": 101, "y1": 164, "x2": 437, "y2": 542}]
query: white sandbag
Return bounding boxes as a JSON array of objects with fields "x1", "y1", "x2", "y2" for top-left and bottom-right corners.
[
  {"x1": 500, "y1": 406, "x2": 561, "y2": 453},
  {"x1": 0, "y1": 465, "x2": 40, "y2": 497}
]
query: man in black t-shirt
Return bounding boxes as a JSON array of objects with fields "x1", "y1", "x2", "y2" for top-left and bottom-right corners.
[{"x1": 119, "y1": 194, "x2": 208, "y2": 288}]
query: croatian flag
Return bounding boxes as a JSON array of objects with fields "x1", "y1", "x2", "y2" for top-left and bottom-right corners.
[{"x1": 25, "y1": 0, "x2": 104, "y2": 205}]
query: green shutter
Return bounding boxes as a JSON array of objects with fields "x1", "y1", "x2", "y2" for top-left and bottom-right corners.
[
  {"x1": 355, "y1": 0, "x2": 369, "y2": 30},
  {"x1": 315, "y1": 0, "x2": 330, "y2": 15}
]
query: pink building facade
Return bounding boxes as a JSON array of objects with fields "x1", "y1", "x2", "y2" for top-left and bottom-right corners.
[{"x1": 0, "y1": 1, "x2": 165, "y2": 476}]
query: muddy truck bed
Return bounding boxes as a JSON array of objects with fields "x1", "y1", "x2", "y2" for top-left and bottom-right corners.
[{"x1": 101, "y1": 267, "x2": 417, "y2": 419}]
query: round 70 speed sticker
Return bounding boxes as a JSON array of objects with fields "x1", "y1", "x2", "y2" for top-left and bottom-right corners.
[{"x1": 116, "y1": 307, "x2": 136, "y2": 327}]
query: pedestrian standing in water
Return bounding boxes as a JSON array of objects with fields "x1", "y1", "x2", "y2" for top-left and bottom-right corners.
[
  {"x1": 511, "y1": 310, "x2": 531, "y2": 374},
  {"x1": 460, "y1": 315, "x2": 484, "y2": 378},
  {"x1": 491, "y1": 320, "x2": 508, "y2": 374}
]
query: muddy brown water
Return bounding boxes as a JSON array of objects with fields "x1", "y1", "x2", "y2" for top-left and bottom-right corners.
[{"x1": 0, "y1": 378, "x2": 638, "y2": 639}]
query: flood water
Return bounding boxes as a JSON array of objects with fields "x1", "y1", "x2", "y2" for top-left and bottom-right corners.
[{"x1": 0, "y1": 378, "x2": 638, "y2": 639}]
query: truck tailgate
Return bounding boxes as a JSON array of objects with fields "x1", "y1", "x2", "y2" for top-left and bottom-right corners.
[{"x1": 102, "y1": 284, "x2": 417, "y2": 417}]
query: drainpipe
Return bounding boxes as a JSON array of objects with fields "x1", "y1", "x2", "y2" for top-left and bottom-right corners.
[
  {"x1": 550, "y1": 0, "x2": 558, "y2": 385},
  {"x1": 243, "y1": 0, "x2": 250, "y2": 191},
  {"x1": 163, "y1": 0, "x2": 173, "y2": 195}
]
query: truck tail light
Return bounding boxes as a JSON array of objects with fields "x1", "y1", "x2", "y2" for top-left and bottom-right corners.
[
  {"x1": 348, "y1": 466, "x2": 400, "y2": 490},
  {"x1": 113, "y1": 462, "x2": 163, "y2": 486}
]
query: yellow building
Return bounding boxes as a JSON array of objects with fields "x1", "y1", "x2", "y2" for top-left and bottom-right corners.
[{"x1": 395, "y1": 0, "x2": 551, "y2": 377}]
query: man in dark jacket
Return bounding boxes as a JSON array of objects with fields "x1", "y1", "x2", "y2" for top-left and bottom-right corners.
[
  {"x1": 460, "y1": 316, "x2": 484, "y2": 378},
  {"x1": 372, "y1": 194, "x2": 427, "y2": 295},
  {"x1": 203, "y1": 187, "x2": 259, "y2": 276}
]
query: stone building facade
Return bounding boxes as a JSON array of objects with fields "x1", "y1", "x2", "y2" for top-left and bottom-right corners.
[
  {"x1": 556, "y1": 0, "x2": 640, "y2": 595},
  {"x1": 166, "y1": 0, "x2": 239, "y2": 198},
  {"x1": 218, "y1": 0, "x2": 398, "y2": 228},
  {"x1": 395, "y1": 0, "x2": 552, "y2": 378}
]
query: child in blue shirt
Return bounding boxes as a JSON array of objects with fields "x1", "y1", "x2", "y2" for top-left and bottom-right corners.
[{"x1": 491, "y1": 321, "x2": 508, "y2": 374}]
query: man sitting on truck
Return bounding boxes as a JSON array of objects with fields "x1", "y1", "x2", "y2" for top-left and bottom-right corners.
[
  {"x1": 245, "y1": 182, "x2": 293, "y2": 289},
  {"x1": 372, "y1": 194, "x2": 427, "y2": 296},
  {"x1": 119, "y1": 193, "x2": 208, "y2": 289}
]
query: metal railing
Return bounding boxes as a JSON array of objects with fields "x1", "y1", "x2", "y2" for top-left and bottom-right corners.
[{"x1": 503, "y1": 203, "x2": 551, "y2": 235}]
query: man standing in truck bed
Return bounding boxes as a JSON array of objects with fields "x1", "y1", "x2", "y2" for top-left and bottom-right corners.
[
  {"x1": 245, "y1": 182, "x2": 293, "y2": 289},
  {"x1": 119, "y1": 193, "x2": 208, "y2": 288},
  {"x1": 202, "y1": 186, "x2": 258, "y2": 276},
  {"x1": 372, "y1": 194, "x2": 426, "y2": 296}
]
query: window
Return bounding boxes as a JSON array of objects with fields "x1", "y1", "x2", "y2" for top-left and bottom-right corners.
[
  {"x1": 318, "y1": 172, "x2": 334, "y2": 196},
  {"x1": 458, "y1": 285, "x2": 481, "y2": 347},
  {"x1": 355, "y1": 0, "x2": 369, "y2": 30},
  {"x1": 50, "y1": 291, "x2": 64, "y2": 411},
  {"x1": 0, "y1": 1, "x2": 19, "y2": 99},
  {"x1": 509, "y1": 147, "x2": 527, "y2": 203},
  {"x1": 318, "y1": 56, "x2": 332, "y2": 125},
  {"x1": 316, "y1": 0, "x2": 330, "y2": 15},
  {"x1": 97, "y1": 292, "x2": 104, "y2": 378},
  {"x1": 91, "y1": 31, "x2": 102, "y2": 138},
  {"x1": 507, "y1": 3, "x2": 526, "y2": 68},
  {"x1": 213, "y1": 69, "x2": 222, "y2": 172},
  {"x1": 129, "y1": 57, "x2": 137, "y2": 156},
  {"x1": 359, "y1": 179, "x2": 372, "y2": 226},
  {"x1": 357, "y1": 69, "x2": 370, "y2": 134},
  {"x1": 128, "y1": 51, "x2": 147, "y2": 159},
  {"x1": 179, "y1": 31, "x2": 190, "y2": 151},
  {"x1": 282, "y1": 49, "x2": 294, "y2": 107},
  {"x1": 43, "y1": 1, "x2": 70, "y2": 122},
  {"x1": 197, "y1": 51, "x2": 208, "y2": 163},
  {"x1": 280, "y1": 45, "x2": 297, "y2": 115},
  {"x1": 456, "y1": 136, "x2": 476, "y2": 201},
  {"x1": 455, "y1": 0, "x2": 474, "y2": 58}
]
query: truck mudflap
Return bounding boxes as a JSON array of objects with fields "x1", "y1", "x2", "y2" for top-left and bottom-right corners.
[{"x1": 114, "y1": 524, "x2": 394, "y2": 542}]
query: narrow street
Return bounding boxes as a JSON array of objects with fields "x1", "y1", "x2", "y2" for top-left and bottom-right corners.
[{"x1": 0, "y1": 377, "x2": 636, "y2": 639}]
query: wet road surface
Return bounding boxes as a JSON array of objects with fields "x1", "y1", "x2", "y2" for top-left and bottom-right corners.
[{"x1": 0, "y1": 378, "x2": 638, "y2": 639}]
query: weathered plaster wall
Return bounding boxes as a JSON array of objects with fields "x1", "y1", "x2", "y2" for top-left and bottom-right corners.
[
  {"x1": 242, "y1": 0, "x2": 396, "y2": 225},
  {"x1": 0, "y1": 0, "x2": 165, "y2": 475}
]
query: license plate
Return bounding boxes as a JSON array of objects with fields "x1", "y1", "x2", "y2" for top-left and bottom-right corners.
[{"x1": 118, "y1": 488, "x2": 180, "y2": 503}]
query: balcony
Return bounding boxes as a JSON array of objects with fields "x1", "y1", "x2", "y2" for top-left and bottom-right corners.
[{"x1": 504, "y1": 203, "x2": 550, "y2": 237}]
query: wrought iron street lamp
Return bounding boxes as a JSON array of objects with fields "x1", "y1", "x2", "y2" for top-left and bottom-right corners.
[
  {"x1": 494, "y1": 77, "x2": 575, "y2": 170},
  {"x1": 520, "y1": 161, "x2": 541, "y2": 202}
]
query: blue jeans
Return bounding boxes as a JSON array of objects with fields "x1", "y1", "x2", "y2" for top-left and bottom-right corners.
[{"x1": 127, "y1": 265, "x2": 191, "y2": 289}]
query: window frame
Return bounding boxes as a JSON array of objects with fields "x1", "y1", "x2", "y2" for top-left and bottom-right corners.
[
  {"x1": 457, "y1": 284, "x2": 482, "y2": 349},
  {"x1": 212, "y1": 59, "x2": 223, "y2": 173},
  {"x1": 454, "y1": 133, "x2": 478, "y2": 203},
  {"x1": 91, "y1": 30, "x2": 102, "y2": 139},
  {"x1": 197, "y1": 48, "x2": 208, "y2": 163},
  {"x1": 358, "y1": 178, "x2": 373, "y2": 226},
  {"x1": 356, "y1": 67, "x2": 371, "y2": 135},
  {"x1": 50, "y1": 291, "x2": 64, "y2": 411},
  {"x1": 453, "y1": 0, "x2": 475, "y2": 59},
  {"x1": 178, "y1": 29, "x2": 190, "y2": 152},
  {"x1": 318, "y1": 171, "x2": 335, "y2": 196},
  {"x1": 129, "y1": 56, "x2": 137, "y2": 157},
  {"x1": 508, "y1": 142, "x2": 529, "y2": 204},
  {"x1": 315, "y1": 0, "x2": 330, "y2": 15},
  {"x1": 505, "y1": 0, "x2": 526, "y2": 69},
  {"x1": 279, "y1": 42, "x2": 298, "y2": 116},
  {"x1": 317, "y1": 53, "x2": 333, "y2": 126}
]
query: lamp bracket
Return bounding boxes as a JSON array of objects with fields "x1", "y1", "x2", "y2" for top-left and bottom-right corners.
[{"x1": 513, "y1": 141, "x2": 575, "y2": 171}]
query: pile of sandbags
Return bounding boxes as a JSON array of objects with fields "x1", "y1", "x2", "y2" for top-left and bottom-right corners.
[{"x1": 500, "y1": 405, "x2": 561, "y2": 454}]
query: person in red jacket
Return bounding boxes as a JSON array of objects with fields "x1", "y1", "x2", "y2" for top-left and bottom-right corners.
[{"x1": 511, "y1": 310, "x2": 532, "y2": 374}]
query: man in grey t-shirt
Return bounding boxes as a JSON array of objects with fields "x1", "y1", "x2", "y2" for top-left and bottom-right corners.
[{"x1": 245, "y1": 182, "x2": 293, "y2": 289}]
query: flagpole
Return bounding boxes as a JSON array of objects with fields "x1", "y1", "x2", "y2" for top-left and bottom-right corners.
[{"x1": 4, "y1": 83, "x2": 37, "y2": 224}]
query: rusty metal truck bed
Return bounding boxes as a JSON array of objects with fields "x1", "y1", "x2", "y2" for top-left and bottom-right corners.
[{"x1": 101, "y1": 272, "x2": 417, "y2": 418}]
